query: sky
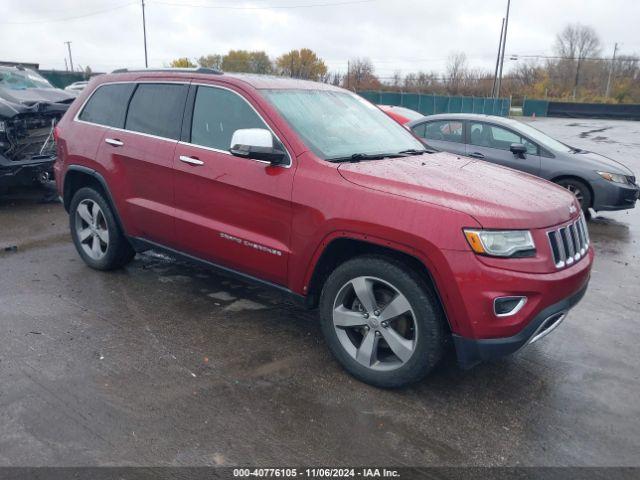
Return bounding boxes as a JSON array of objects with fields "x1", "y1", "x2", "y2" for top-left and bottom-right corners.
[{"x1": 1, "y1": 0, "x2": 639, "y2": 78}]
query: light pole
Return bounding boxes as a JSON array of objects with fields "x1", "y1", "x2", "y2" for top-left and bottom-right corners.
[
  {"x1": 64, "y1": 41, "x2": 74, "y2": 72},
  {"x1": 492, "y1": 17, "x2": 505, "y2": 97},
  {"x1": 141, "y1": 0, "x2": 148, "y2": 68},
  {"x1": 496, "y1": 0, "x2": 511, "y2": 98},
  {"x1": 605, "y1": 43, "x2": 619, "y2": 99}
]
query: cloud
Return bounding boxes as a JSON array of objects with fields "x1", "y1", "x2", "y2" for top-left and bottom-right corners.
[{"x1": 1, "y1": 0, "x2": 638, "y2": 75}]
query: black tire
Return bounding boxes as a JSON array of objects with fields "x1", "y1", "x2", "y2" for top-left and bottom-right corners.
[
  {"x1": 555, "y1": 178, "x2": 592, "y2": 213},
  {"x1": 69, "y1": 187, "x2": 135, "y2": 270},
  {"x1": 319, "y1": 255, "x2": 448, "y2": 388}
]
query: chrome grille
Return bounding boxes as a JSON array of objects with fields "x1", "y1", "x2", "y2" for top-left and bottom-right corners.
[{"x1": 547, "y1": 214, "x2": 589, "y2": 269}]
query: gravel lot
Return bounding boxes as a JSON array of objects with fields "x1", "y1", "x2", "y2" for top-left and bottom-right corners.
[{"x1": 0, "y1": 117, "x2": 639, "y2": 467}]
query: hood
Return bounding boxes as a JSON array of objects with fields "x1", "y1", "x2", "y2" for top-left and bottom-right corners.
[
  {"x1": 0, "y1": 87, "x2": 73, "y2": 119},
  {"x1": 566, "y1": 149, "x2": 634, "y2": 177},
  {"x1": 338, "y1": 152, "x2": 580, "y2": 229},
  {"x1": 0, "y1": 86, "x2": 75, "y2": 105}
]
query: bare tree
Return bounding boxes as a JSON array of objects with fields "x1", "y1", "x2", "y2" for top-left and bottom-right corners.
[
  {"x1": 554, "y1": 23, "x2": 601, "y2": 98},
  {"x1": 390, "y1": 70, "x2": 403, "y2": 88},
  {"x1": 345, "y1": 58, "x2": 379, "y2": 91},
  {"x1": 445, "y1": 52, "x2": 468, "y2": 95}
]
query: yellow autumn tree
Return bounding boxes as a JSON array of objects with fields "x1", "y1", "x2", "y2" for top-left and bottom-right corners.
[{"x1": 276, "y1": 48, "x2": 328, "y2": 81}]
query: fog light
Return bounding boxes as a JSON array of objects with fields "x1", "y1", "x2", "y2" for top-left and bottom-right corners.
[{"x1": 494, "y1": 296, "x2": 527, "y2": 317}]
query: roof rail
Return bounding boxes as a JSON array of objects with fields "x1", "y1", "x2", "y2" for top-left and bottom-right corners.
[{"x1": 110, "y1": 67, "x2": 223, "y2": 75}]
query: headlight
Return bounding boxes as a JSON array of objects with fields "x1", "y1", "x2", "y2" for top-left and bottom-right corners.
[
  {"x1": 464, "y1": 229, "x2": 535, "y2": 257},
  {"x1": 0, "y1": 121, "x2": 5, "y2": 133},
  {"x1": 597, "y1": 171, "x2": 628, "y2": 184}
]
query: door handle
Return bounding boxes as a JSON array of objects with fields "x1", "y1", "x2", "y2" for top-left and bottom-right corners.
[
  {"x1": 179, "y1": 155, "x2": 204, "y2": 166},
  {"x1": 469, "y1": 152, "x2": 485, "y2": 159},
  {"x1": 105, "y1": 138, "x2": 124, "y2": 147}
]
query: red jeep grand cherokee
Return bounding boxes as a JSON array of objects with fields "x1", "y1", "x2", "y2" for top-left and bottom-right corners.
[{"x1": 54, "y1": 68, "x2": 593, "y2": 387}]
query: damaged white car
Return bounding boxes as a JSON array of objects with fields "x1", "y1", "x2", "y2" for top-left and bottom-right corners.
[{"x1": 0, "y1": 65, "x2": 75, "y2": 192}]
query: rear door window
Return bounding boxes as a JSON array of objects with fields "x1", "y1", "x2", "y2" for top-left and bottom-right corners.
[
  {"x1": 78, "y1": 83, "x2": 135, "y2": 128},
  {"x1": 190, "y1": 86, "x2": 268, "y2": 151},
  {"x1": 125, "y1": 83, "x2": 188, "y2": 140}
]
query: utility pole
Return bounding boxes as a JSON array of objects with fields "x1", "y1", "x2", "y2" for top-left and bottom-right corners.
[
  {"x1": 64, "y1": 41, "x2": 74, "y2": 72},
  {"x1": 605, "y1": 42, "x2": 619, "y2": 99},
  {"x1": 496, "y1": 0, "x2": 511, "y2": 98},
  {"x1": 141, "y1": 0, "x2": 148, "y2": 68},
  {"x1": 492, "y1": 17, "x2": 505, "y2": 97},
  {"x1": 347, "y1": 60, "x2": 350, "y2": 90},
  {"x1": 572, "y1": 56, "x2": 582, "y2": 100}
]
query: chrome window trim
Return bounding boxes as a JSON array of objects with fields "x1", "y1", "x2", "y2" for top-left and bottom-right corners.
[{"x1": 73, "y1": 80, "x2": 293, "y2": 169}]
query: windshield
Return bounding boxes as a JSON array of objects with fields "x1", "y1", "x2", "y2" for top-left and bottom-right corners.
[
  {"x1": 0, "y1": 68, "x2": 55, "y2": 90},
  {"x1": 508, "y1": 120, "x2": 573, "y2": 153},
  {"x1": 263, "y1": 89, "x2": 425, "y2": 160}
]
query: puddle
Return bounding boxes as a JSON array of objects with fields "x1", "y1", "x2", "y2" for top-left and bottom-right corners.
[{"x1": 579, "y1": 127, "x2": 612, "y2": 138}]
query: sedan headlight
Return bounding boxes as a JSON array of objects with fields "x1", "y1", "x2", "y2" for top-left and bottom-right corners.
[
  {"x1": 597, "y1": 171, "x2": 628, "y2": 184},
  {"x1": 464, "y1": 229, "x2": 535, "y2": 258}
]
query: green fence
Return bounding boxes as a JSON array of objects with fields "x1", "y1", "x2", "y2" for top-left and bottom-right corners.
[
  {"x1": 522, "y1": 99, "x2": 549, "y2": 117},
  {"x1": 358, "y1": 91, "x2": 511, "y2": 117},
  {"x1": 38, "y1": 70, "x2": 89, "y2": 89}
]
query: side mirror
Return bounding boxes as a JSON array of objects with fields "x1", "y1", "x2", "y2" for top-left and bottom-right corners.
[
  {"x1": 510, "y1": 143, "x2": 527, "y2": 158},
  {"x1": 229, "y1": 128, "x2": 287, "y2": 166}
]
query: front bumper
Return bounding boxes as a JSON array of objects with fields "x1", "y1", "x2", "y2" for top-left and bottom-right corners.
[
  {"x1": 453, "y1": 283, "x2": 588, "y2": 368},
  {"x1": 592, "y1": 178, "x2": 639, "y2": 211},
  {"x1": 0, "y1": 153, "x2": 55, "y2": 188}
]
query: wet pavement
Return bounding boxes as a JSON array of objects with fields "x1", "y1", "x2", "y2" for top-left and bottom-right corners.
[{"x1": 0, "y1": 118, "x2": 639, "y2": 467}]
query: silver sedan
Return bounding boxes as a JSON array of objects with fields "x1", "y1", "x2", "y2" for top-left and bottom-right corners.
[{"x1": 408, "y1": 113, "x2": 639, "y2": 213}]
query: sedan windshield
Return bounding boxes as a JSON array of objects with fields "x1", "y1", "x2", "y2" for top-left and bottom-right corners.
[
  {"x1": 263, "y1": 89, "x2": 425, "y2": 160},
  {"x1": 507, "y1": 119, "x2": 573, "y2": 153},
  {"x1": 0, "y1": 68, "x2": 55, "y2": 90}
]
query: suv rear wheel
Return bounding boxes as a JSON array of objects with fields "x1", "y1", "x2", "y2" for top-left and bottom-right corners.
[
  {"x1": 69, "y1": 187, "x2": 135, "y2": 270},
  {"x1": 319, "y1": 255, "x2": 447, "y2": 388}
]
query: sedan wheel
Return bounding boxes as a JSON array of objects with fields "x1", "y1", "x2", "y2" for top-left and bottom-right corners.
[
  {"x1": 555, "y1": 178, "x2": 592, "y2": 213},
  {"x1": 74, "y1": 199, "x2": 109, "y2": 260},
  {"x1": 565, "y1": 184, "x2": 584, "y2": 205}
]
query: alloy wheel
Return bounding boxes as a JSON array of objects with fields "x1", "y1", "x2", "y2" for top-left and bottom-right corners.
[
  {"x1": 75, "y1": 199, "x2": 109, "y2": 260},
  {"x1": 332, "y1": 276, "x2": 417, "y2": 371},
  {"x1": 565, "y1": 184, "x2": 584, "y2": 205}
]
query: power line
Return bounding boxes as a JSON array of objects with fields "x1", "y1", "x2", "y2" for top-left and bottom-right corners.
[
  {"x1": 510, "y1": 53, "x2": 638, "y2": 62},
  {"x1": 0, "y1": 2, "x2": 136, "y2": 25},
  {"x1": 149, "y1": 0, "x2": 376, "y2": 9}
]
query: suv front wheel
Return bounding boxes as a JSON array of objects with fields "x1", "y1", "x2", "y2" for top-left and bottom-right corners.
[
  {"x1": 69, "y1": 187, "x2": 135, "y2": 270},
  {"x1": 319, "y1": 255, "x2": 447, "y2": 388}
]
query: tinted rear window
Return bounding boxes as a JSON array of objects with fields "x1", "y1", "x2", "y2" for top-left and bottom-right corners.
[
  {"x1": 125, "y1": 83, "x2": 187, "y2": 140},
  {"x1": 78, "y1": 83, "x2": 135, "y2": 128}
]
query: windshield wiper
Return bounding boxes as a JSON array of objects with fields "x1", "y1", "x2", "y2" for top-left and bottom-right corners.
[
  {"x1": 327, "y1": 152, "x2": 405, "y2": 163},
  {"x1": 397, "y1": 148, "x2": 431, "y2": 155}
]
